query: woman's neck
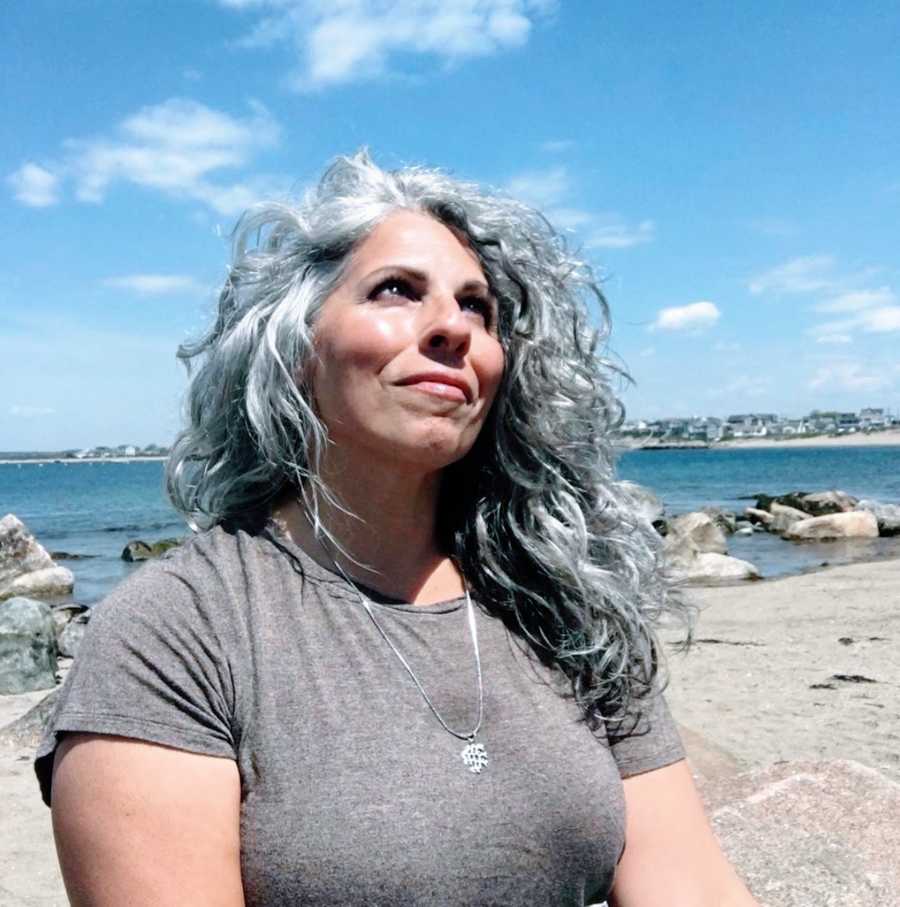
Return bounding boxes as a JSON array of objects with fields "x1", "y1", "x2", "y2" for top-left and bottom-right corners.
[{"x1": 271, "y1": 447, "x2": 464, "y2": 606}]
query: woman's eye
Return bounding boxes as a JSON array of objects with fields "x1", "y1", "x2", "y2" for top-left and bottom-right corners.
[
  {"x1": 460, "y1": 295, "x2": 493, "y2": 323},
  {"x1": 370, "y1": 277, "x2": 417, "y2": 300}
]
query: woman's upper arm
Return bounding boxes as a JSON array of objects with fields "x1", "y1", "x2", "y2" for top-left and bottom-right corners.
[
  {"x1": 608, "y1": 759, "x2": 760, "y2": 907},
  {"x1": 51, "y1": 733, "x2": 244, "y2": 907}
]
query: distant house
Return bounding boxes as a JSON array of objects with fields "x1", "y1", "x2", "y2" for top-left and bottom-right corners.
[
  {"x1": 859, "y1": 408, "x2": 888, "y2": 429},
  {"x1": 724, "y1": 413, "x2": 778, "y2": 437}
]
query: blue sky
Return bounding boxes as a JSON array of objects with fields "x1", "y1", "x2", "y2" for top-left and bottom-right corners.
[{"x1": 3, "y1": 1, "x2": 899, "y2": 450}]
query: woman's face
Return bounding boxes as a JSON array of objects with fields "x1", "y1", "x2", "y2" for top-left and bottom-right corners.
[{"x1": 309, "y1": 209, "x2": 505, "y2": 473}]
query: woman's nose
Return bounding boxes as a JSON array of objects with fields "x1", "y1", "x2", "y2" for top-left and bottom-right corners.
[{"x1": 420, "y1": 293, "x2": 471, "y2": 356}]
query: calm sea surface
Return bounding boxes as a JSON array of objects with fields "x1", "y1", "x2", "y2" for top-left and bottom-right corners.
[{"x1": 2, "y1": 445, "x2": 899, "y2": 603}]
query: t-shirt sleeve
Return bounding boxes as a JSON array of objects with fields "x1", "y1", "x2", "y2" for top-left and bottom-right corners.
[
  {"x1": 606, "y1": 688, "x2": 685, "y2": 779},
  {"x1": 34, "y1": 556, "x2": 238, "y2": 806}
]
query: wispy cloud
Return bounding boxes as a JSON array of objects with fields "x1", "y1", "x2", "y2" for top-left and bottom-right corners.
[
  {"x1": 540, "y1": 139, "x2": 574, "y2": 153},
  {"x1": 505, "y1": 165, "x2": 654, "y2": 250},
  {"x1": 221, "y1": 0, "x2": 557, "y2": 90},
  {"x1": 815, "y1": 333, "x2": 853, "y2": 345},
  {"x1": 749, "y1": 255, "x2": 836, "y2": 295},
  {"x1": 9, "y1": 405, "x2": 56, "y2": 418},
  {"x1": 8, "y1": 98, "x2": 283, "y2": 216},
  {"x1": 808, "y1": 360, "x2": 890, "y2": 393},
  {"x1": 101, "y1": 274, "x2": 208, "y2": 296},
  {"x1": 651, "y1": 301, "x2": 720, "y2": 332},
  {"x1": 6, "y1": 163, "x2": 61, "y2": 207},
  {"x1": 814, "y1": 287, "x2": 897, "y2": 313},
  {"x1": 585, "y1": 218, "x2": 655, "y2": 250},
  {"x1": 707, "y1": 374, "x2": 771, "y2": 399}
]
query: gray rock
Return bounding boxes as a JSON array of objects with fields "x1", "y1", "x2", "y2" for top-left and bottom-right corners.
[
  {"x1": 855, "y1": 500, "x2": 900, "y2": 537},
  {"x1": 51, "y1": 602, "x2": 90, "y2": 636},
  {"x1": 784, "y1": 511, "x2": 879, "y2": 541},
  {"x1": 57, "y1": 611, "x2": 90, "y2": 657},
  {"x1": 700, "y1": 507, "x2": 738, "y2": 535},
  {"x1": 620, "y1": 481, "x2": 665, "y2": 526},
  {"x1": 698, "y1": 760, "x2": 900, "y2": 907},
  {"x1": 122, "y1": 537, "x2": 182, "y2": 562},
  {"x1": 744, "y1": 507, "x2": 773, "y2": 527},
  {"x1": 671, "y1": 552, "x2": 761, "y2": 584},
  {"x1": 0, "y1": 514, "x2": 74, "y2": 601},
  {"x1": 769, "y1": 502, "x2": 809, "y2": 534},
  {"x1": 800, "y1": 489, "x2": 859, "y2": 515},
  {"x1": 669, "y1": 512, "x2": 728, "y2": 555},
  {"x1": 0, "y1": 596, "x2": 58, "y2": 694},
  {"x1": 0, "y1": 688, "x2": 58, "y2": 748}
]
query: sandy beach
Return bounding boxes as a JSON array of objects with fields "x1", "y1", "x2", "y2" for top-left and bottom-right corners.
[
  {"x1": 2, "y1": 557, "x2": 899, "y2": 905},
  {"x1": 715, "y1": 429, "x2": 900, "y2": 450}
]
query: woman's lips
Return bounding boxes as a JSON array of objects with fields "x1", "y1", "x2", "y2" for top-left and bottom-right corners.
[{"x1": 401, "y1": 380, "x2": 468, "y2": 402}]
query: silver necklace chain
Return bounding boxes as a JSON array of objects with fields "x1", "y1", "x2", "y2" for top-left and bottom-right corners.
[{"x1": 327, "y1": 554, "x2": 488, "y2": 773}]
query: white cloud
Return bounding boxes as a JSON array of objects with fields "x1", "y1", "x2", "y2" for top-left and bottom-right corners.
[
  {"x1": 7, "y1": 163, "x2": 61, "y2": 207},
  {"x1": 749, "y1": 255, "x2": 835, "y2": 295},
  {"x1": 815, "y1": 333, "x2": 853, "y2": 345},
  {"x1": 9, "y1": 98, "x2": 282, "y2": 216},
  {"x1": 651, "y1": 301, "x2": 720, "y2": 332},
  {"x1": 222, "y1": 0, "x2": 557, "y2": 90},
  {"x1": 9, "y1": 405, "x2": 56, "y2": 418},
  {"x1": 713, "y1": 340, "x2": 742, "y2": 352},
  {"x1": 540, "y1": 139, "x2": 574, "y2": 153},
  {"x1": 101, "y1": 274, "x2": 208, "y2": 296},
  {"x1": 506, "y1": 166, "x2": 569, "y2": 208},
  {"x1": 809, "y1": 301, "x2": 900, "y2": 340},
  {"x1": 808, "y1": 361, "x2": 890, "y2": 393},
  {"x1": 638, "y1": 346, "x2": 655, "y2": 358},
  {"x1": 585, "y1": 219, "x2": 655, "y2": 250},
  {"x1": 505, "y1": 165, "x2": 654, "y2": 250},
  {"x1": 814, "y1": 287, "x2": 896, "y2": 313},
  {"x1": 863, "y1": 306, "x2": 900, "y2": 332}
]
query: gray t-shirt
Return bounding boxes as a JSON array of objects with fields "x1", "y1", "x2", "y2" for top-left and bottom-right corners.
[{"x1": 36, "y1": 525, "x2": 684, "y2": 906}]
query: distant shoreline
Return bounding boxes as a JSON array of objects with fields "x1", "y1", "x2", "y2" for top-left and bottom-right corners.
[
  {"x1": 713, "y1": 430, "x2": 900, "y2": 450},
  {"x1": 0, "y1": 456, "x2": 168, "y2": 466},
  {"x1": 618, "y1": 429, "x2": 900, "y2": 452}
]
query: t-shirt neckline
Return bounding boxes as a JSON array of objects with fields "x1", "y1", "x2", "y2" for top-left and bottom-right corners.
[{"x1": 259, "y1": 521, "x2": 466, "y2": 615}]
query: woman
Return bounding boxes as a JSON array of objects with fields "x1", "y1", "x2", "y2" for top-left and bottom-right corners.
[{"x1": 37, "y1": 151, "x2": 758, "y2": 905}]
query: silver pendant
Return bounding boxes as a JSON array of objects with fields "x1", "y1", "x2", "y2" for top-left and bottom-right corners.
[{"x1": 461, "y1": 740, "x2": 488, "y2": 774}]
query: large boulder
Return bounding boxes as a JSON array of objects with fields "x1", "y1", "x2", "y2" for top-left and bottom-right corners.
[
  {"x1": 0, "y1": 596, "x2": 58, "y2": 694},
  {"x1": 699, "y1": 760, "x2": 900, "y2": 906},
  {"x1": 753, "y1": 489, "x2": 858, "y2": 518},
  {"x1": 768, "y1": 502, "x2": 809, "y2": 534},
  {"x1": 0, "y1": 688, "x2": 59, "y2": 747},
  {"x1": 57, "y1": 611, "x2": 90, "y2": 658},
  {"x1": 122, "y1": 537, "x2": 181, "y2": 562},
  {"x1": 743, "y1": 507, "x2": 773, "y2": 528},
  {"x1": 855, "y1": 500, "x2": 900, "y2": 537},
  {"x1": 671, "y1": 552, "x2": 761, "y2": 584},
  {"x1": 0, "y1": 514, "x2": 74, "y2": 602},
  {"x1": 700, "y1": 507, "x2": 738, "y2": 535},
  {"x1": 784, "y1": 511, "x2": 879, "y2": 541},
  {"x1": 799, "y1": 490, "x2": 859, "y2": 515},
  {"x1": 668, "y1": 512, "x2": 728, "y2": 555},
  {"x1": 620, "y1": 482, "x2": 665, "y2": 527}
]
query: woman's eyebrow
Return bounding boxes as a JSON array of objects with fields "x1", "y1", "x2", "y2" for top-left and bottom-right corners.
[
  {"x1": 361, "y1": 266, "x2": 494, "y2": 299},
  {"x1": 361, "y1": 264, "x2": 428, "y2": 284}
]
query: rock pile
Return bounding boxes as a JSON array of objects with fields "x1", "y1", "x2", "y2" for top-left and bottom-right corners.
[
  {"x1": 0, "y1": 515, "x2": 74, "y2": 602},
  {"x1": 744, "y1": 489, "x2": 896, "y2": 541}
]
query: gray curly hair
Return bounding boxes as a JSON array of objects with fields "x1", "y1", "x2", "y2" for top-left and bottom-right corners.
[{"x1": 167, "y1": 150, "x2": 692, "y2": 731}]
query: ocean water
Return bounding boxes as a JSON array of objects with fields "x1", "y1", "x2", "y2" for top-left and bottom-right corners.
[{"x1": 2, "y1": 445, "x2": 899, "y2": 604}]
